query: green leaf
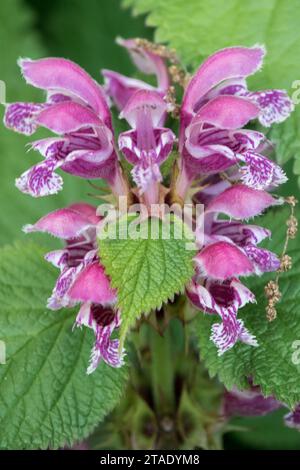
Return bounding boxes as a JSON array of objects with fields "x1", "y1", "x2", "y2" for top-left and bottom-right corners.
[
  {"x1": 99, "y1": 215, "x2": 196, "y2": 343},
  {"x1": 124, "y1": 0, "x2": 300, "y2": 182},
  {"x1": 0, "y1": 242, "x2": 128, "y2": 449},
  {"x1": 196, "y1": 206, "x2": 300, "y2": 408}
]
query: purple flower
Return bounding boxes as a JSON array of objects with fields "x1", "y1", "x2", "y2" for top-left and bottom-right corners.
[
  {"x1": 5, "y1": 39, "x2": 293, "y2": 368},
  {"x1": 176, "y1": 46, "x2": 292, "y2": 198},
  {"x1": 24, "y1": 203, "x2": 124, "y2": 371},
  {"x1": 187, "y1": 184, "x2": 282, "y2": 355},
  {"x1": 118, "y1": 89, "x2": 175, "y2": 205},
  {"x1": 102, "y1": 37, "x2": 169, "y2": 112},
  {"x1": 4, "y1": 58, "x2": 127, "y2": 197}
]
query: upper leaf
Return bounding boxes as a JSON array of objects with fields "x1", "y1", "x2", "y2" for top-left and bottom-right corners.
[
  {"x1": 98, "y1": 215, "x2": 196, "y2": 344},
  {"x1": 0, "y1": 242, "x2": 128, "y2": 449}
]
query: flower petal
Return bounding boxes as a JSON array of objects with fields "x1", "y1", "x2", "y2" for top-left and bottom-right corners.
[
  {"x1": 211, "y1": 221, "x2": 271, "y2": 246},
  {"x1": 75, "y1": 303, "x2": 124, "y2": 371},
  {"x1": 243, "y1": 245, "x2": 280, "y2": 273},
  {"x1": 187, "y1": 279, "x2": 257, "y2": 354},
  {"x1": 211, "y1": 307, "x2": 257, "y2": 355},
  {"x1": 190, "y1": 95, "x2": 260, "y2": 130},
  {"x1": 102, "y1": 69, "x2": 155, "y2": 111},
  {"x1": 207, "y1": 184, "x2": 281, "y2": 219},
  {"x1": 249, "y1": 89, "x2": 294, "y2": 127},
  {"x1": 131, "y1": 162, "x2": 162, "y2": 194},
  {"x1": 223, "y1": 387, "x2": 281, "y2": 417},
  {"x1": 4, "y1": 102, "x2": 45, "y2": 135},
  {"x1": 16, "y1": 158, "x2": 63, "y2": 197},
  {"x1": 182, "y1": 45, "x2": 265, "y2": 115},
  {"x1": 119, "y1": 127, "x2": 175, "y2": 165},
  {"x1": 23, "y1": 205, "x2": 97, "y2": 238},
  {"x1": 19, "y1": 57, "x2": 111, "y2": 125},
  {"x1": 117, "y1": 37, "x2": 169, "y2": 91},
  {"x1": 120, "y1": 89, "x2": 167, "y2": 128},
  {"x1": 239, "y1": 150, "x2": 287, "y2": 190},
  {"x1": 47, "y1": 265, "x2": 81, "y2": 310},
  {"x1": 36, "y1": 101, "x2": 102, "y2": 134},
  {"x1": 67, "y1": 262, "x2": 116, "y2": 305},
  {"x1": 195, "y1": 241, "x2": 254, "y2": 280},
  {"x1": 284, "y1": 405, "x2": 300, "y2": 430}
]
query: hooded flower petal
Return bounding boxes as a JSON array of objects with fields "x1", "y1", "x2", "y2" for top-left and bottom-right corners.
[
  {"x1": 116, "y1": 37, "x2": 169, "y2": 91},
  {"x1": 206, "y1": 184, "x2": 282, "y2": 219},
  {"x1": 23, "y1": 204, "x2": 98, "y2": 239},
  {"x1": 36, "y1": 101, "x2": 103, "y2": 134},
  {"x1": 19, "y1": 57, "x2": 111, "y2": 126},
  {"x1": 67, "y1": 262, "x2": 116, "y2": 305},
  {"x1": 181, "y1": 45, "x2": 265, "y2": 119},
  {"x1": 205, "y1": 78, "x2": 294, "y2": 126},
  {"x1": 195, "y1": 241, "x2": 254, "y2": 280},
  {"x1": 102, "y1": 69, "x2": 156, "y2": 112},
  {"x1": 120, "y1": 89, "x2": 167, "y2": 128},
  {"x1": 188, "y1": 95, "x2": 260, "y2": 131}
]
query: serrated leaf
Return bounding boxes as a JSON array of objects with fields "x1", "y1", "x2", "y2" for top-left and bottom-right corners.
[
  {"x1": 124, "y1": 0, "x2": 300, "y2": 182},
  {"x1": 196, "y1": 206, "x2": 300, "y2": 408},
  {"x1": 0, "y1": 242, "x2": 128, "y2": 449},
  {"x1": 99, "y1": 215, "x2": 196, "y2": 343}
]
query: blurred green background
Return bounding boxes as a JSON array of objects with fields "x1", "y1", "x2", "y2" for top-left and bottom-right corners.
[{"x1": 0, "y1": 0, "x2": 299, "y2": 449}]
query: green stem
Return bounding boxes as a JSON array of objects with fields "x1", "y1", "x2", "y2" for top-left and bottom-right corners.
[{"x1": 149, "y1": 320, "x2": 176, "y2": 415}]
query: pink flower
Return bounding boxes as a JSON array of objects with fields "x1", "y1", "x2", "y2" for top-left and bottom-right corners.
[
  {"x1": 5, "y1": 40, "x2": 293, "y2": 366},
  {"x1": 187, "y1": 184, "x2": 282, "y2": 355},
  {"x1": 176, "y1": 46, "x2": 292, "y2": 199},
  {"x1": 24, "y1": 203, "x2": 124, "y2": 372},
  {"x1": 4, "y1": 58, "x2": 126, "y2": 197},
  {"x1": 118, "y1": 89, "x2": 175, "y2": 205},
  {"x1": 102, "y1": 37, "x2": 169, "y2": 112}
]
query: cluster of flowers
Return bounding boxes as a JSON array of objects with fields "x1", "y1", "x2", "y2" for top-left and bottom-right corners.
[{"x1": 4, "y1": 38, "x2": 293, "y2": 372}]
